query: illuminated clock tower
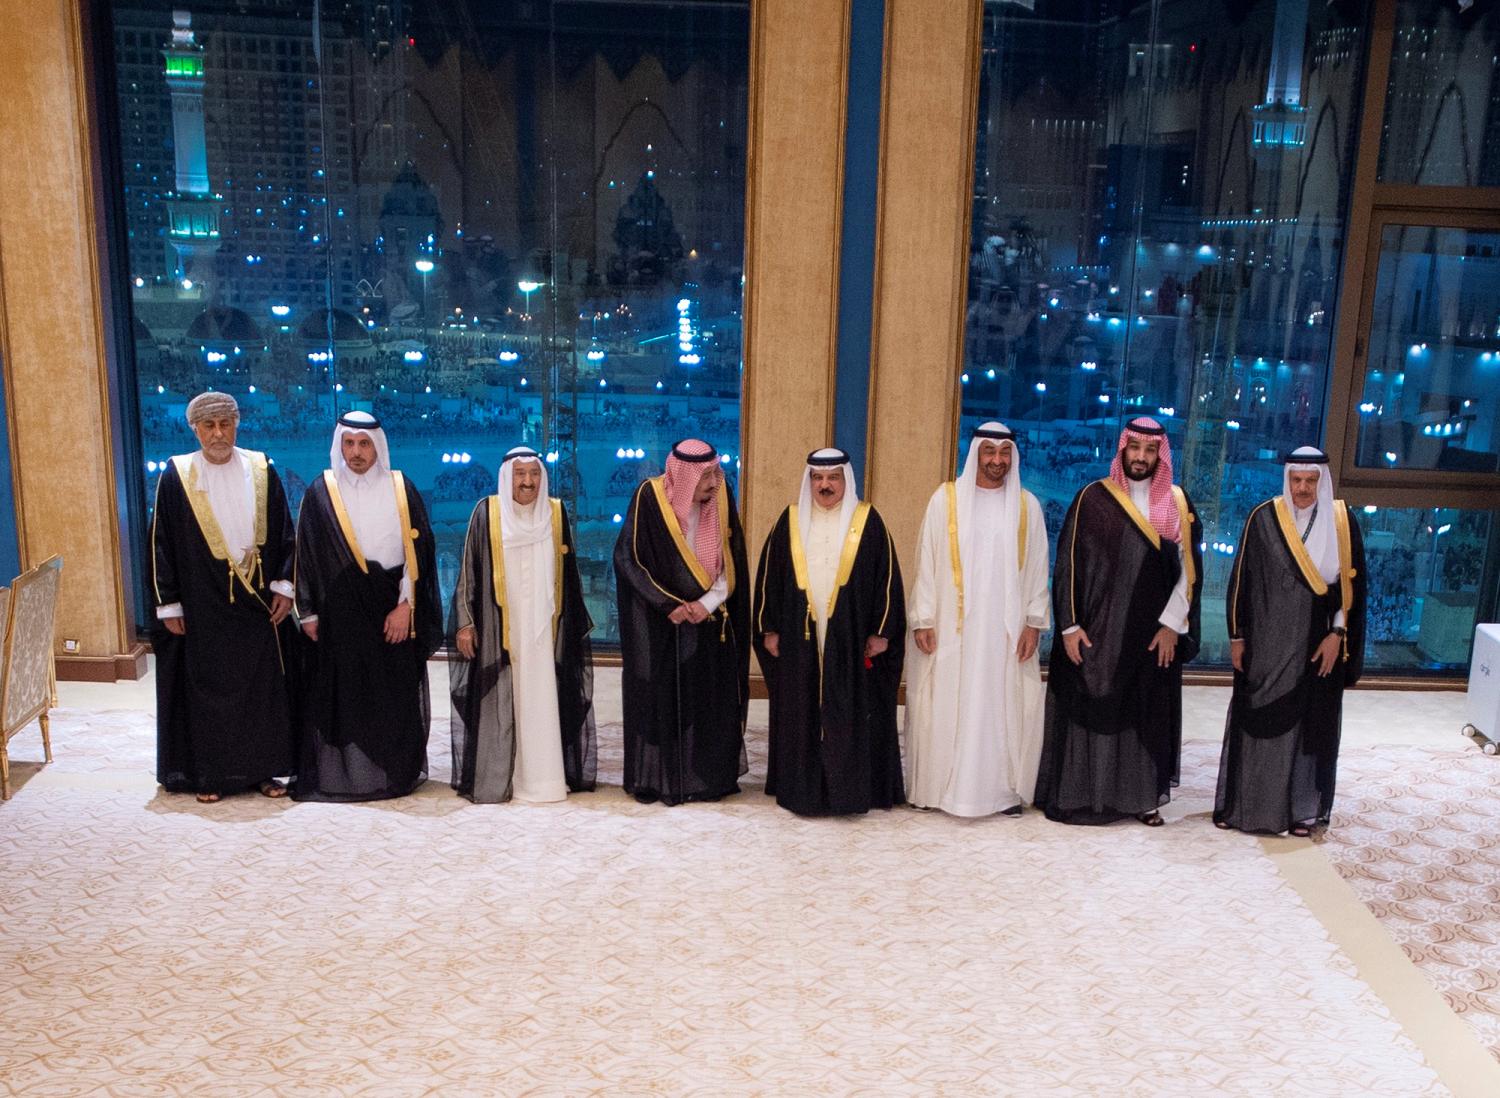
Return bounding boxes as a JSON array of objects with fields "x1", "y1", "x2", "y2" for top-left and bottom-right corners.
[{"x1": 161, "y1": 10, "x2": 218, "y2": 286}]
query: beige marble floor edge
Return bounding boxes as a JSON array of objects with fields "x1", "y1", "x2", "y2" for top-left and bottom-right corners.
[{"x1": 1266, "y1": 838, "x2": 1500, "y2": 1097}]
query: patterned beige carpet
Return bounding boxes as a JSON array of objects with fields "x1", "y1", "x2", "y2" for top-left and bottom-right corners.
[
  {"x1": 1320, "y1": 743, "x2": 1500, "y2": 1061},
  {"x1": 1172, "y1": 737, "x2": 1500, "y2": 1066},
  {"x1": 0, "y1": 709, "x2": 1452, "y2": 1096}
]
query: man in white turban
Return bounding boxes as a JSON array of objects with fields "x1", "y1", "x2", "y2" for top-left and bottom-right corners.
[
  {"x1": 152, "y1": 391, "x2": 298, "y2": 803},
  {"x1": 293, "y1": 411, "x2": 440, "y2": 801},
  {"x1": 904, "y1": 423, "x2": 1050, "y2": 817},
  {"x1": 1214, "y1": 446, "x2": 1366, "y2": 836},
  {"x1": 449, "y1": 447, "x2": 596, "y2": 803},
  {"x1": 752, "y1": 448, "x2": 905, "y2": 816}
]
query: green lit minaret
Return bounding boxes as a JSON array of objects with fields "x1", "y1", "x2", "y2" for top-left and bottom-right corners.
[{"x1": 162, "y1": 10, "x2": 218, "y2": 284}]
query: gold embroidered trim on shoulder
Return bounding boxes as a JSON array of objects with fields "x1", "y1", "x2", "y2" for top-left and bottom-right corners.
[
  {"x1": 1333, "y1": 499, "x2": 1354, "y2": 617},
  {"x1": 1098, "y1": 477, "x2": 1161, "y2": 549},
  {"x1": 1171, "y1": 485, "x2": 1196, "y2": 591},
  {"x1": 171, "y1": 453, "x2": 264, "y2": 602},
  {"x1": 248, "y1": 450, "x2": 269, "y2": 546},
  {"x1": 1272, "y1": 497, "x2": 1329, "y2": 596},
  {"x1": 827, "y1": 502, "x2": 872, "y2": 623},
  {"x1": 322, "y1": 471, "x2": 368, "y2": 574},
  {"x1": 649, "y1": 476, "x2": 711, "y2": 590},
  {"x1": 392, "y1": 471, "x2": 420, "y2": 637},
  {"x1": 631, "y1": 480, "x2": 688, "y2": 605}
]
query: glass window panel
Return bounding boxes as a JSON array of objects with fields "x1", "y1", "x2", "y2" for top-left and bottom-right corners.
[
  {"x1": 959, "y1": 0, "x2": 1365, "y2": 666},
  {"x1": 1379, "y1": 0, "x2": 1500, "y2": 186},
  {"x1": 1355, "y1": 223, "x2": 1500, "y2": 472},
  {"x1": 107, "y1": 0, "x2": 750, "y2": 644},
  {"x1": 1358, "y1": 504, "x2": 1497, "y2": 672}
]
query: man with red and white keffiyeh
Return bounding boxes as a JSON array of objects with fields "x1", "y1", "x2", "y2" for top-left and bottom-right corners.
[
  {"x1": 613, "y1": 439, "x2": 750, "y2": 805},
  {"x1": 1034, "y1": 416, "x2": 1204, "y2": 828}
]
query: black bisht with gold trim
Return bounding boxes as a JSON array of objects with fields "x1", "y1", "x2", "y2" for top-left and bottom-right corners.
[
  {"x1": 292, "y1": 470, "x2": 441, "y2": 801},
  {"x1": 752, "y1": 503, "x2": 905, "y2": 816},
  {"x1": 1214, "y1": 497, "x2": 1366, "y2": 833},
  {"x1": 151, "y1": 451, "x2": 299, "y2": 794},
  {"x1": 612, "y1": 474, "x2": 750, "y2": 805},
  {"x1": 1035, "y1": 478, "x2": 1204, "y2": 824},
  {"x1": 447, "y1": 494, "x2": 596, "y2": 801}
]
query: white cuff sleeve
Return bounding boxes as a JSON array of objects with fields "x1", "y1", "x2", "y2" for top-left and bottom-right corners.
[
  {"x1": 1158, "y1": 609, "x2": 1191, "y2": 634},
  {"x1": 1333, "y1": 608, "x2": 1346, "y2": 629},
  {"x1": 156, "y1": 602, "x2": 184, "y2": 620},
  {"x1": 269, "y1": 579, "x2": 294, "y2": 599},
  {"x1": 1160, "y1": 544, "x2": 1191, "y2": 633},
  {"x1": 1062, "y1": 625, "x2": 1081, "y2": 636},
  {"x1": 300, "y1": 614, "x2": 318, "y2": 626},
  {"x1": 698, "y1": 572, "x2": 730, "y2": 614}
]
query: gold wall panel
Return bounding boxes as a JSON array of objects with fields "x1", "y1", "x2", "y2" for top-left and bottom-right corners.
[
  {"x1": 740, "y1": 0, "x2": 851, "y2": 559},
  {"x1": 866, "y1": 0, "x2": 981, "y2": 574},
  {"x1": 0, "y1": 0, "x2": 132, "y2": 661}
]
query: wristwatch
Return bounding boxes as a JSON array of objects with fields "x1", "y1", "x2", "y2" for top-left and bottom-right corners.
[{"x1": 1330, "y1": 626, "x2": 1347, "y2": 638}]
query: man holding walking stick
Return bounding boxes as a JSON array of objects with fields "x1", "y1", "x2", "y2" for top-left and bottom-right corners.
[{"x1": 613, "y1": 439, "x2": 750, "y2": 804}]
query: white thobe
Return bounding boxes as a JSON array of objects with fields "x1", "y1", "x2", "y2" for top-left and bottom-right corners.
[
  {"x1": 299, "y1": 466, "x2": 411, "y2": 626},
  {"x1": 502, "y1": 499, "x2": 567, "y2": 803},
  {"x1": 157, "y1": 447, "x2": 293, "y2": 619},
  {"x1": 904, "y1": 485, "x2": 1051, "y2": 815},
  {"x1": 805, "y1": 502, "x2": 845, "y2": 651}
]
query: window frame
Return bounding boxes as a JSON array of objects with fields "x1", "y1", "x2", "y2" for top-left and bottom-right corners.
[
  {"x1": 1334, "y1": 207, "x2": 1500, "y2": 495},
  {"x1": 1324, "y1": 0, "x2": 1500, "y2": 511}
]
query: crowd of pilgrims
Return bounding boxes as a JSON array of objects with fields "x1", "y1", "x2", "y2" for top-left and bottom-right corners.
[{"x1": 152, "y1": 392, "x2": 1366, "y2": 837}]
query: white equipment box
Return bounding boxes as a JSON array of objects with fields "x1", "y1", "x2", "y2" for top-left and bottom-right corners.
[{"x1": 1464, "y1": 623, "x2": 1500, "y2": 753}]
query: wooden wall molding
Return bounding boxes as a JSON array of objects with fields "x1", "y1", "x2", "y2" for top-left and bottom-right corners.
[{"x1": 57, "y1": 643, "x2": 149, "y2": 683}]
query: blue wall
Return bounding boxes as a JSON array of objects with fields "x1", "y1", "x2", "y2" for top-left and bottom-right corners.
[
  {"x1": 0, "y1": 356, "x2": 23, "y2": 582},
  {"x1": 830, "y1": 0, "x2": 885, "y2": 492}
]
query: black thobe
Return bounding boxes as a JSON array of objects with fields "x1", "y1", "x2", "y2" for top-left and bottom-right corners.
[
  {"x1": 1035, "y1": 479, "x2": 1203, "y2": 824},
  {"x1": 449, "y1": 496, "x2": 597, "y2": 802},
  {"x1": 613, "y1": 477, "x2": 750, "y2": 805},
  {"x1": 753, "y1": 504, "x2": 906, "y2": 816},
  {"x1": 152, "y1": 452, "x2": 298, "y2": 795},
  {"x1": 292, "y1": 472, "x2": 441, "y2": 802},
  {"x1": 1214, "y1": 500, "x2": 1367, "y2": 833}
]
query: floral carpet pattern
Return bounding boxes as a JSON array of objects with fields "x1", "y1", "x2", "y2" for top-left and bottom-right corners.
[
  {"x1": 0, "y1": 709, "x2": 1454, "y2": 1096},
  {"x1": 1320, "y1": 743, "x2": 1500, "y2": 1061},
  {"x1": 1173, "y1": 736, "x2": 1500, "y2": 1065}
]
